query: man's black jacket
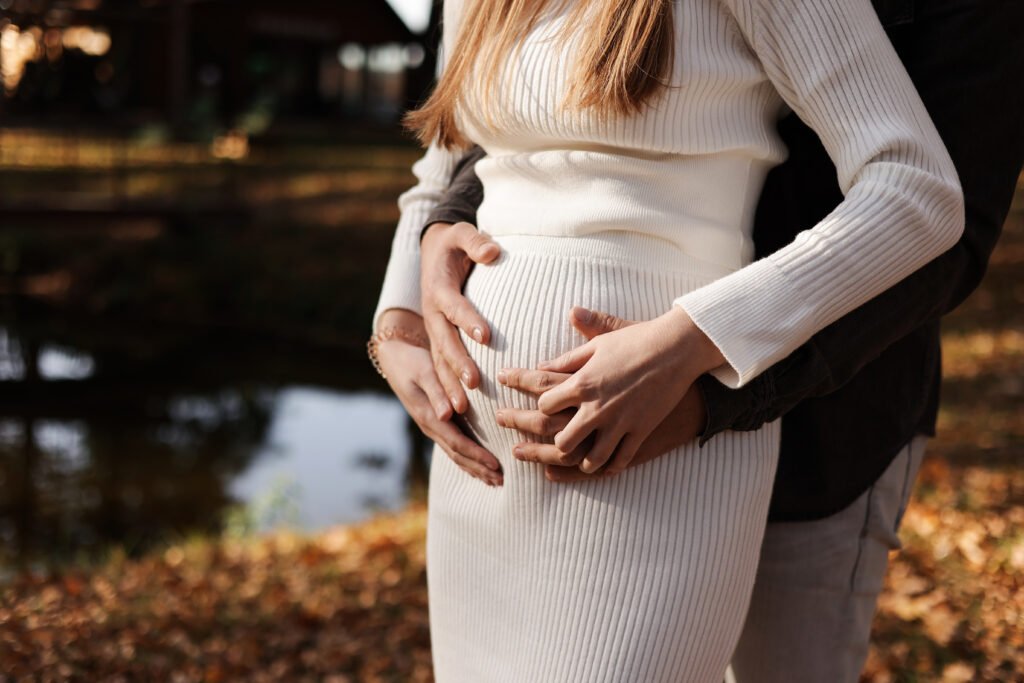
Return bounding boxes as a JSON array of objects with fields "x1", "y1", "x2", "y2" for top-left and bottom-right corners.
[{"x1": 418, "y1": 0, "x2": 1024, "y2": 520}]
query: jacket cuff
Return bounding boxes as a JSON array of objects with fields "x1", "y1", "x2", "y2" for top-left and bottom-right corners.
[
  {"x1": 673, "y1": 256, "x2": 812, "y2": 388},
  {"x1": 694, "y1": 372, "x2": 775, "y2": 446},
  {"x1": 420, "y1": 211, "x2": 477, "y2": 243}
]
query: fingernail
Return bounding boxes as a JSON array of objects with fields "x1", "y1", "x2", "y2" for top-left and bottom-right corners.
[
  {"x1": 488, "y1": 459, "x2": 501, "y2": 471},
  {"x1": 449, "y1": 394, "x2": 460, "y2": 410},
  {"x1": 436, "y1": 402, "x2": 450, "y2": 418},
  {"x1": 461, "y1": 369, "x2": 472, "y2": 384},
  {"x1": 573, "y1": 307, "x2": 593, "y2": 324},
  {"x1": 497, "y1": 370, "x2": 507, "y2": 384},
  {"x1": 472, "y1": 326, "x2": 484, "y2": 342},
  {"x1": 495, "y1": 411, "x2": 505, "y2": 426},
  {"x1": 513, "y1": 446, "x2": 524, "y2": 459}
]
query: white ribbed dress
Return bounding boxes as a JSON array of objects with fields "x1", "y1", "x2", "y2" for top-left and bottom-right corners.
[{"x1": 373, "y1": 0, "x2": 964, "y2": 680}]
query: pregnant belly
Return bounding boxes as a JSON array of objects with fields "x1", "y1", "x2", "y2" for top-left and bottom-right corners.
[
  {"x1": 455, "y1": 249, "x2": 584, "y2": 471},
  {"x1": 453, "y1": 232, "x2": 730, "y2": 477}
]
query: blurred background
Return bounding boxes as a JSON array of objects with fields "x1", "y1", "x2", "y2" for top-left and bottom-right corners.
[
  {"x1": 0, "y1": 1, "x2": 1022, "y2": 681},
  {"x1": 0, "y1": 0, "x2": 440, "y2": 567}
]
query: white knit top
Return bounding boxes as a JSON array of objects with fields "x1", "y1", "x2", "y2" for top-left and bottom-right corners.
[{"x1": 373, "y1": 0, "x2": 964, "y2": 388}]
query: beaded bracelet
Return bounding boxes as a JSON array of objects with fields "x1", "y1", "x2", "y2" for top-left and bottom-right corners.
[{"x1": 367, "y1": 326, "x2": 430, "y2": 380}]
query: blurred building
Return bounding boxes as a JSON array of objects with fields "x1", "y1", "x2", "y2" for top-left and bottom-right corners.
[{"x1": 0, "y1": 0, "x2": 437, "y2": 136}]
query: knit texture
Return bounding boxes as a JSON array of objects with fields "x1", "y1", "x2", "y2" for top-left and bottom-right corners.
[
  {"x1": 372, "y1": 0, "x2": 964, "y2": 388},
  {"x1": 428, "y1": 232, "x2": 780, "y2": 682}
]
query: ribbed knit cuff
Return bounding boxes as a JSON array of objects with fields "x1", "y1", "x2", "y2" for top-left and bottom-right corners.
[{"x1": 673, "y1": 256, "x2": 808, "y2": 388}]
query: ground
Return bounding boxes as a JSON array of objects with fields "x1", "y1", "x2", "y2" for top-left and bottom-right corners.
[{"x1": 1, "y1": 183, "x2": 1021, "y2": 682}]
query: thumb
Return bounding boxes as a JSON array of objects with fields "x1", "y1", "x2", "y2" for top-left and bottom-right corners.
[
  {"x1": 570, "y1": 306, "x2": 635, "y2": 339},
  {"x1": 454, "y1": 223, "x2": 501, "y2": 264},
  {"x1": 537, "y1": 341, "x2": 594, "y2": 373}
]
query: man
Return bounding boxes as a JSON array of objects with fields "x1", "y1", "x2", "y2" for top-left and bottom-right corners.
[{"x1": 391, "y1": 0, "x2": 1024, "y2": 679}]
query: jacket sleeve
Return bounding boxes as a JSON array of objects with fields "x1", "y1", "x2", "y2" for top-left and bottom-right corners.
[
  {"x1": 696, "y1": 0, "x2": 1024, "y2": 440},
  {"x1": 371, "y1": 1, "x2": 469, "y2": 333},
  {"x1": 672, "y1": 0, "x2": 965, "y2": 388},
  {"x1": 420, "y1": 144, "x2": 488, "y2": 241},
  {"x1": 372, "y1": 143, "x2": 464, "y2": 333}
]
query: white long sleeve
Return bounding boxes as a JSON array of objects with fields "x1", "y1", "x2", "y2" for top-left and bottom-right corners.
[
  {"x1": 371, "y1": 5, "x2": 466, "y2": 334},
  {"x1": 672, "y1": 0, "x2": 964, "y2": 387},
  {"x1": 372, "y1": 143, "x2": 462, "y2": 332}
]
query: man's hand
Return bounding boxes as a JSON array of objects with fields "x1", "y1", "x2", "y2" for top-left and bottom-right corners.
[
  {"x1": 495, "y1": 307, "x2": 708, "y2": 482},
  {"x1": 420, "y1": 221, "x2": 501, "y2": 415},
  {"x1": 375, "y1": 308, "x2": 503, "y2": 486}
]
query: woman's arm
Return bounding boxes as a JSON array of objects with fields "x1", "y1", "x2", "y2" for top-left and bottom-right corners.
[
  {"x1": 372, "y1": 141, "x2": 504, "y2": 485},
  {"x1": 372, "y1": 143, "x2": 464, "y2": 333},
  {"x1": 673, "y1": 0, "x2": 965, "y2": 388},
  {"x1": 372, "y1": 0, "x2": 469, "y2": 334},
  {"x1": 370, "y1": 0, "x2": 505, "y2": 485},
  {"x1": 534, "y1": 0, "x2": 965, "y2": 474}
]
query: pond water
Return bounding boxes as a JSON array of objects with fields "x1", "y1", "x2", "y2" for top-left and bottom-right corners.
[
  {"x1": 228, "y1": 388, "x2": 412, "y2": 530},
  {"x1": 0, "y1": 325, "x2": 431, "y2": 567},
  {"x1": 0, "y1": 136, "x2": 445, "y2": 568}
]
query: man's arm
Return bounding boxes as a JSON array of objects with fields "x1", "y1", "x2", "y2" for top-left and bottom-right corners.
[{"x1": 420, "y1": 145, "x2": 487, "y2": 242}]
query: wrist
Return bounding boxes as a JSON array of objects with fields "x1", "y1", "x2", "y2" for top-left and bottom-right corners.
[
  {"x1": 376, "y1": 307, "x2": 426, "y2": 336},
  {"x1": 368, "y1": 313, "x2": 430, "y2": 380},
  {"x1": 421, "y1": 221, "x2": 454, "y2": 249},
  {"x1": 665, "y1": 305, "x2": 727, "y2": 375}
]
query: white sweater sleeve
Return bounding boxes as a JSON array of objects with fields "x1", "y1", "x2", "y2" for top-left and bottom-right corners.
[
  {"x1": 672, "y1": 0, "x2": 964, "y2": 388},
  {"x1": 371, "y1": 144, "x2": 463, "y2": 333},
  {"x1": 371, "y1": 2, "x2": 467, "y2": 333}
]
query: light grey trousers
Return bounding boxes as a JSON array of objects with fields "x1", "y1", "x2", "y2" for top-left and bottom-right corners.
[{"x1": 728, "y1": 434, "x2": 929, "y2": 683}]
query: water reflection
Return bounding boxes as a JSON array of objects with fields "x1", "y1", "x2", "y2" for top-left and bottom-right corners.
[
  {"x1": 0, "y1": 329, "x2": 25, "y2": 381},
  {"x1": 229, "y1": 388, "x2": 414, "y2": 531},
  {"x1": 0, "y1": 326, "x2": 424, "y2": 567},
  {"x1": 38, "y1": 346, "x2": 96, "y2": 380}
]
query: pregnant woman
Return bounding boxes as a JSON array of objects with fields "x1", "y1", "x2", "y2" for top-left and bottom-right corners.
[{"x1": 369, "y1": 0, "x2": 964, "y2": 680}]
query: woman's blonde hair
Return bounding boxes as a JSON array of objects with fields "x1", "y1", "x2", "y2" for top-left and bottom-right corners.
[{"x1": 404, "y1": 0, "x2": 676, "y2": 149}]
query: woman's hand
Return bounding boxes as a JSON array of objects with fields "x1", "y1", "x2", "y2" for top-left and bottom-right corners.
[
  {"x1": 376, "y1": 308, "x2": 503, "y2": 486},
  {"x1": 420, "y1": 221, "x2": 502, "y2": 415},
  {"x1": 495, "y1": 308, "x2": 708, "y2": 481},
  {"x1": 535, "y1": 305, "x2": 725, "y2": 474}
]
